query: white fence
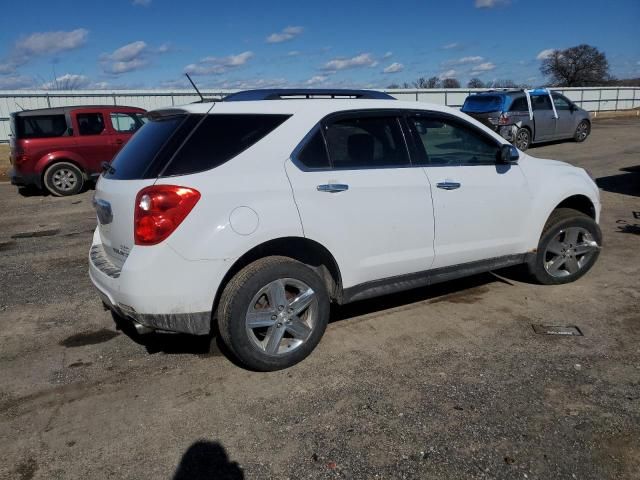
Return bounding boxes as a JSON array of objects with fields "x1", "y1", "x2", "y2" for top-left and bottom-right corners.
[{"x1": 1, "y1": 86, "x2": 638, "y2": 143}]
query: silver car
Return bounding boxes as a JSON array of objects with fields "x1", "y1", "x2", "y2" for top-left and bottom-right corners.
[{"x1": 461, "y1": 89, "x2": 591, "y2": 150}]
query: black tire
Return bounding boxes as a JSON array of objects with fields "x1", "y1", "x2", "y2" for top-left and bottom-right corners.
[
  {"x1": 574, "y1": 120, "x2": 590, "y2": 143},
  {"x1": 43, "y1": 162, "x2": 84, "y2": 196},
  {"x1": 217, "y1": 256, "x2": 330, "y2": 371},
  {"x1": 514, "y1": 127, "x2": 531, "y2": 151},
  {"x1": 527, "y1": 208, "x2": 602, "y2": 285}
]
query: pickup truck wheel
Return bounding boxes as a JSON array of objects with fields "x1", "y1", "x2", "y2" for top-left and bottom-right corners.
[
  {"x1": 44, "y1": 162, "x2": 84, "y2": 196},
  {"x1": 528, "y1": 208, "x2": 601, "y2": 285},
  {"x1": 514, "y1": 128, "x2": 531, "y2": 151},
  {"x1": 574, "y1": 120, "x2": 590, "y2": 142},
  {"x1": 217, "y1": 256, "x2": 330, "y2": 371}
]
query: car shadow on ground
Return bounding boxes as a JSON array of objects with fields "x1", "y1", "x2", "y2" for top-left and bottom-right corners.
[
  {"x1": 596, "y1": 169, "x2": 640, "y2": 197},
  {"x1": 172, "y1": 440, "x2": 244, "y2": 480},
  {"x1": 113, "y1": 270, "x2": 518, "y2": 363}
]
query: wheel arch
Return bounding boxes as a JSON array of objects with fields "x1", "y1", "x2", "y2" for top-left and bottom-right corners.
[
  {"x1": 211, "y1": 236, "x2": 343, "y2": 325},
  {"x1": 554, "y1": 194, "x2": 596, "y2": 219},
  {"x1": 38, "y1": 154, "x2": 88, "y2": 185}
]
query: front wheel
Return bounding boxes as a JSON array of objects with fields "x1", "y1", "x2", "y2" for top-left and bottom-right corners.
[
  {"x1": 574, "y1": 120, "x2": 590, "y2": 142},
  {"x1": 527, "y1": 208, "x2": 602, "y2": 285},
  {"x1": 44, "y1": 162, "x2": 84, "y2": 196},
  {"x1": 217, "y1": 256, "x2": 330, "y2": 371},
  {"x1": 514, "y1": 128, "x2": 531, "y2": 151}
]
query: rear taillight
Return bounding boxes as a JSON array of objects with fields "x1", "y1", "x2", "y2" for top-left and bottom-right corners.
[
  {"x1": 488, "y1": 113, "x2": 511, "y2": 126},
  {"x1": 134, "y1": 185, "x2": 200, "y2": 246}
]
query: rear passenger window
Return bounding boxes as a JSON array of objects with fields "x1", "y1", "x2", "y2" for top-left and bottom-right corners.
[
  {"x1": 296, "y1": 129, "x2": 330, "y2": 169},
  {"x1": 509, "y1": 97, "x2": 529, "y2": 111},
  {"x1": 532, "y1": 96, "x2": 553, "y2": 111},
  {"x1": 324, "y1": 116, "x2": 409, "y2": 169},
  {"x1": 77, "y1": 113, "x2": 105, "y2": 135},
  {"x1": 161, "y1": 114, "x2": 290, "y2": 177}
]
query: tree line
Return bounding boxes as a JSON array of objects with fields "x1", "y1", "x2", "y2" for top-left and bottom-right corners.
[{"x1": 387, "y1": 44, "x2": 635, "y2": 90}]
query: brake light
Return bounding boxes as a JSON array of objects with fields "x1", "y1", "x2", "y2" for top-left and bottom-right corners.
[{"x1": 134, "y1": 185, "x2": 200, "y2": 245}]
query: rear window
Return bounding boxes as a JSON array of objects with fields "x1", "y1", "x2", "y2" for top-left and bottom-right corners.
[
  {"x1": 461, "y1": 95, "x2": 505, "y2": 113},
  {"x1": 15, "y1": 114, "x2": 68, "y2": 139},
  {"x1": 104, "y1": 113, "x2": 290, "y2": 180}
]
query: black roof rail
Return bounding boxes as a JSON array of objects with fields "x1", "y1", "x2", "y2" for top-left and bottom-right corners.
[{"x1": 223, "y1": 88, "x2": 395, "y2": 101}]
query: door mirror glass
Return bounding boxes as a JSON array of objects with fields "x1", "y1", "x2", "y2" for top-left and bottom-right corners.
[{"x1": 499, "y1": 144, "x2": 519, "y2": 164}]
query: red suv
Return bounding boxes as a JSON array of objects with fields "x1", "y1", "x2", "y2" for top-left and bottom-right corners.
[{"x1": 9, "y1": 105, "x2": 146, "y2": 196}]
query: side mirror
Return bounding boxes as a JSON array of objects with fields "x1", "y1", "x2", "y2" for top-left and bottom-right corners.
[
  {"x1": 570, "y1": 104, "x2": 578, "y2": 112},
  {"x1": 499, "y1": 144, "x2": 519, "y2": 164}
]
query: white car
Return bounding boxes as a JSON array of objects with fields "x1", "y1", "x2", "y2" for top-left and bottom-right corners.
[{"x1": 89, "y1": 89, "x2": 602, "y2": 371}]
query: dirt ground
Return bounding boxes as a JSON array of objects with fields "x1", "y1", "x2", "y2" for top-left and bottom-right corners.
[{"x1": 0, "y1": 118, "x2": 639, "y2": 480}]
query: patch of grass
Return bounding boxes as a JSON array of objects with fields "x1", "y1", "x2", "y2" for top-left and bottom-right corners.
[{"x1": 0, "y1": 144, "x2": 9, "y2": 181}]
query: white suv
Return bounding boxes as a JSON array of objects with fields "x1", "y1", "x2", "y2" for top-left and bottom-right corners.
[{"x1": 89, "y1": 89, "x2": 602, "y2": 371}]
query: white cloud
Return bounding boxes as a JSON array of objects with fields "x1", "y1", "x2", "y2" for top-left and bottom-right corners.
[
  {"x1": 383, "y1": 62, "x2": 404, "y2": 74},
  {"x1": 41, "y1": 73, "x2": 91, "y2": 90},
  {"x1": 208, "y1": 77, "x2": 288, "y2": 89},
  {"x1": 132, "y1": 0, "x2": 152, "y2": 5},
  {"x1": 101, "y1": 41, "x2": 151, "y2": 74},
  {"x1": 439, "y1": 69, "x2": 457, "y2": 79},
  {"x1": 184, "y1": 51, "x2": 254, "y2": 75},
  {"x1": 266, "y1": 26, "x2": 304, "y2": 43},
  {"x1": 383, "y1": 51, "x2": 393, "y2": 59},
  {"x1": 471, "y1": 62, "x2": 496, "y2": 72},
  {"x1": 446, "y1": 55, "x2": 484, "y2": 65},
  {"x1": 442, "y1": 43, "x2": 461, "y2": 50},
  {"x1": 287, "y1": 50, "x2": 301, "y2": 56},
  {"x1": 306, "y1": 75, "x2": 328, "y2": 85},
  {"x1": 475, "y1": 0, "x2": 510, "y2": 8},
  {"x1": 14, "y1": 29, "x2": 89, "y2": 58},
  {"x1": 536, "y1": 48, "x2": 556, "y2": 60},
  {"x1": 322, "y1": 53, "x2": 377, "y2": 71},
  {"x1": 0, "y1": 74, "x2": 34, "y2": 89}
]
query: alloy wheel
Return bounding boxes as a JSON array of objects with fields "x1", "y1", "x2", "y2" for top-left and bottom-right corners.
[
  {"x1": 51, "y1": 168, "x2": 79, "y2": 192},
  {"x1": 543, "y1": 227, "x2": 599, "y2": 278}
]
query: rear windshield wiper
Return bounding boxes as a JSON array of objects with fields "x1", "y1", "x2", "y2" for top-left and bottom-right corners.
[{"x1": 101, "y1": 161, "x2": 116, "y2": 175}]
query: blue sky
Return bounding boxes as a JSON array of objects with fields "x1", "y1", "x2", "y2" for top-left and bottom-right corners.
[{"x1": 0, "y1": 0, "x2": 638, "y2": 90}]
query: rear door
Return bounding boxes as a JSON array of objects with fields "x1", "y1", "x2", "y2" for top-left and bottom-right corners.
[
  {"x1": 285, "y1": 111, "x2": 435, "y2": 289},
  {"x1": 71, "y1": 109, "x2": 114, "y2": 174},
  {"x1": 530, "y1": 95, "x2": 556, "y2": 141},
  {"x1": 406, "y1": 112, "x2": 531, "y2": 268},
  {"x1": 108, "y1": 110, "x2": 146, "y2": 158}
]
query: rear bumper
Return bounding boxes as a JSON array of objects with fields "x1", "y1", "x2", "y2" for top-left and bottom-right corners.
[
  {"x1": 9, "y1": 168, "x2": 42, "y2": 189},
  {"x1": 88, "y1": 229, "x2": 231, "y2": 335}
]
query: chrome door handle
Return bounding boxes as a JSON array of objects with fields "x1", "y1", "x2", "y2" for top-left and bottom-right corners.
[
  {"x1": 436, "y1": 181, "x2": 461, "y2": 190},
  {"x1": 317, "y1": 183, "x2": 349, "y2": 193}
]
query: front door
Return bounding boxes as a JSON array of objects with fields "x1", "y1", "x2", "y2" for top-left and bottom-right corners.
[
  {"x1": 285, "y1": 112, "x2": 435, "y2": 289},
  {"x1": 552, "y1": 94, "x2": 577, "y2": 139},
  {"x1": 406, "y1": 112, "x2": 532, "y2": 269}
]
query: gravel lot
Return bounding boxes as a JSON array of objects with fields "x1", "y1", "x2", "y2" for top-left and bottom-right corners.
[{"x1": 0, "y1": 118, "x2": 639, "y2": 480}]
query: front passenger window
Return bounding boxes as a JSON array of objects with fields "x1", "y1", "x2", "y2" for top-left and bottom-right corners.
[{"x1": 409, "y1": 116, "x2": 498, "y2": 165}]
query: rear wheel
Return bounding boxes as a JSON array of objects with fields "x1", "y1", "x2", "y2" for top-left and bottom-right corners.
[
  {"x1": 44, "y1": 162, "x2": 84, "y2": 196},
  {"x1": 514, "y1": 128, "x2": 531, "y2": 151},
  {"x1": 527, "y1": 208, "x2": 601, "y2": 285},
  {"x1": 217, "y1": 256, "x2": 330, "y2": 371},
  {"x1": 574, "y1": 120, "x2": 590, "y2": 142}
]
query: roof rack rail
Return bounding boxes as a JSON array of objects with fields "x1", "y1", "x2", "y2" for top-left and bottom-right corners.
[{"x1": 223, "y1": 88, "x2": 395, "y2": 102}]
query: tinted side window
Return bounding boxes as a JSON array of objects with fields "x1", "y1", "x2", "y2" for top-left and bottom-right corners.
[
  {"x1": 77, "y1": 113, "x2": 105, "y2": 135},
  {"x1": 509, "y1": 97, "x2": 529, "y2": 111},
  {"x1": 111, "y1": 112, "x2": 145, "y2": 132},
  {"x1": 105, "y1": 115, "x2": 196, "y2": 180},
  {"x1": 296, "y1": 129, "x2": 330, "y2": 169},
  {"x1": 409, "y1": 115, "x2": 498, "y2": 166},
  {"x1": 324, "y1": 116, "x2": 409, "y2": 169},
  {"x1": 16, "y1": 115, "x2": 68, "y2": 139},
  {"x1": 162, "y1": 114, "x2": 290, "y2": 176},
  {"x1": 532, "y1": 95, "x2": 552, "y2": 111},
  {"x1": 552, "y1": 94, "x2": 572, "y2": 111}
]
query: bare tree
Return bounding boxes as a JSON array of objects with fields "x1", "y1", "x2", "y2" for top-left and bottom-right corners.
[
  {"x1": 427, "y1": 76, "x2": 440, "y2": 88},
  {"x1": 442, "y1": 78, "x2": 461, "y2": 88},
  {"x1": 386, "y1": 83, "x2": 400, "y2": 89},
  {"x1": 489, "y1": 79, "x2": 519, "y2": 88},
  {"x1": 467, "y1": 78, "x2": 484, "y2": 88},
  {"x1": 540, "y1": 44, "x2": 610, "y2": 87}
]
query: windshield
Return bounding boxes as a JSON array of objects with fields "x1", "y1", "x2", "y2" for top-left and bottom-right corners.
[{"x1": 462, "y1": 95, "x2": 505, "y2": 113}]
